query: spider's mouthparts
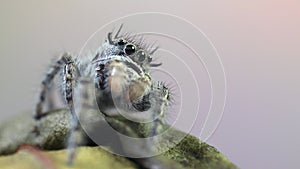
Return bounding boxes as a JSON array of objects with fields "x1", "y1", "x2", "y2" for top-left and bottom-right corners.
[
  {"x1": 107, "y1": 67, "x2": 130, "y2": 99},
  {"x1": 96, "y1": 59, "x2": 151, "y2": 108},
  {"x1": 107, "y1": 67, "x2": 150, "y2": 102}
]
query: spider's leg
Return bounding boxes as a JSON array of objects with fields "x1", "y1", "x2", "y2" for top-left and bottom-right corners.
[
  {"x1": 45, "y1": 85, "x2": 57, "y2": 111},
  {"x1": 148, "y1": 82, "x2": 170, "y2": 137},
  {"x1": 129, "y1": 82, "x2": 172, "y2": 169},
  {"x1": 73, "y1": 77, "x2": 106, "y2": 145},
  {"x1": 61, "y1": 56, "x2": 81, "y2": 165},
  {"x1": 34, "y1": 53, "x2": 72, "y2": 120}
]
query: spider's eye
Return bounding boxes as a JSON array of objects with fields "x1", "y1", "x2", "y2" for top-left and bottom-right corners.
[
  {"x1": 137, "y1": 50, "x2": 146, "y2": 62},
  {"x1": 124, "y1": 44, "x2": 136, "y2": 55},
  {"x1": 117, "y1": 39, "x2": 127, "y2": 46}
]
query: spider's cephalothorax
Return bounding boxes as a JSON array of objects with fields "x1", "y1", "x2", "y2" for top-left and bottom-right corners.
[
  {"x1": 91, "y1": 31, "x2": 160, "y2": 115},
  {"x1": 34, "y1": 25, "x2": 171, "y2": 166}
]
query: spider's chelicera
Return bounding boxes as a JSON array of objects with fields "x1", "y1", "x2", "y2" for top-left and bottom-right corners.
[{"x1": 33, "y1": 25, "x2": 171, "y2": 165}]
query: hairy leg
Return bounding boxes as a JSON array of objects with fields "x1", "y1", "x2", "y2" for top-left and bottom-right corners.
[
  {"x1": 126, "y1": 82, "x2": 171, "y2": 169},
  {"x1": 34, "y1": 53, "x2": 80, "y2": 165},
  {"x1": 35, "y1": 53, "x2": 73, "y2": 120},
  {"x1": 148, "y1": 82, "x2": 170, "y2": 137},
  {"x1": 62, "y1": 56, "x2": 79, "y2": 165}
]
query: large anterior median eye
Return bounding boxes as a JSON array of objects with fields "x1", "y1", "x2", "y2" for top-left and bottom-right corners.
[{"x1": 124, "y1": 44, "x2": 136, "y2": 55}]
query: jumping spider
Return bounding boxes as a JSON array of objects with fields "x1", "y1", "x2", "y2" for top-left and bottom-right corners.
[{"x1": 33, "y1": 25, "x2": 171, "y2": 166}]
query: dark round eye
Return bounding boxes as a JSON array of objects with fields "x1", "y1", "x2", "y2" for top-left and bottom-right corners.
[
  {"x1": 137, "y1": 50, "x2": 146, "y2": 62},
  {"x1": 124, "y1": 44, "x2": 136, "y2": 55},
  {"x1": 117, "y1": 39, "x2": 127, "y2": 46}
]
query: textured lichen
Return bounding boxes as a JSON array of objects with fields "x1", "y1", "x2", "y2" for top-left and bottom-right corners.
[
  {"x1": 163, "y1": 132, "x2": 237, "y2": 169},
  {"x1": 0, "y1": 109, "x2": 238, "y2": 169}
]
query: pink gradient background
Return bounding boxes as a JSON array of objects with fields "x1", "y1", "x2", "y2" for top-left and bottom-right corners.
[{"x1": 0, "y1": 1, "x2": 299, "y2": 168}]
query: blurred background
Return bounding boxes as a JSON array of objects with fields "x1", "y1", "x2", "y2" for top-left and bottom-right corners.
[{"x1": 0, "y1": 0, "x2": 299, "y2": 168}]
